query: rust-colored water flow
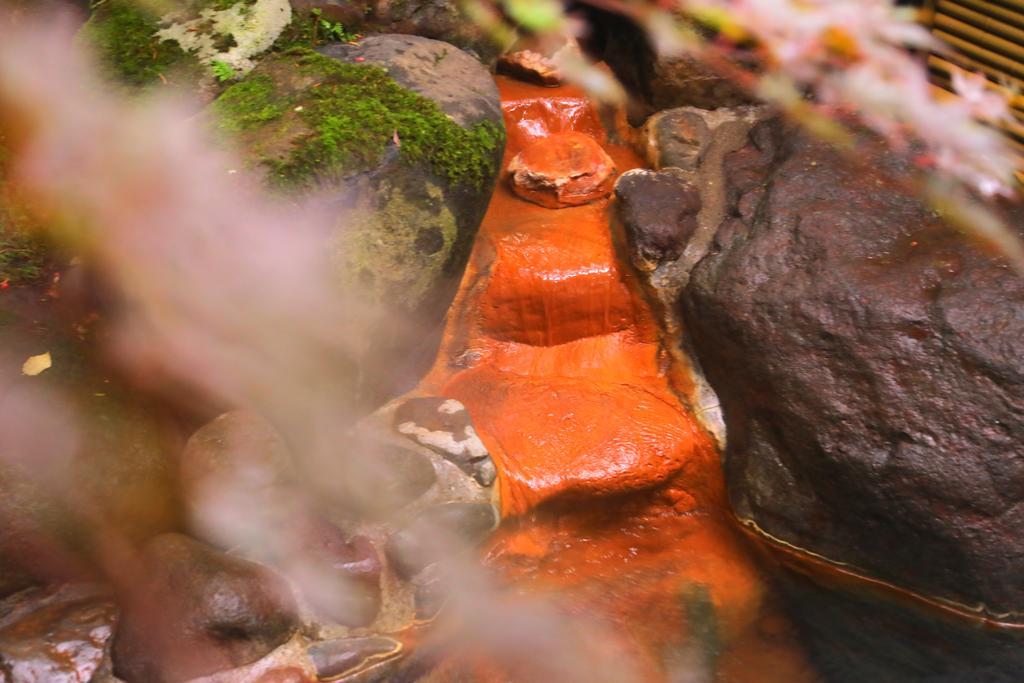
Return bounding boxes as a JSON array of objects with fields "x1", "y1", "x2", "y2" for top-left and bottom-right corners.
[{"x1": 414, "y1": 77, "x2": 819, "y2": 682}]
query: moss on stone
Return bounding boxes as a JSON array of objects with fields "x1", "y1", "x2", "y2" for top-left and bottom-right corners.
[
  {"x1": 80, "y1": 0, "x2": 191, "y2": 88},
  {"x1": 210, "y1": 73, "x2": 287, "y2": 134},
  {"x1": 212, "y1": 49, "x2": 503, "y2": 191},
  {"x1": 334, "y1": 180, "x2": 458, "y2": 308}
]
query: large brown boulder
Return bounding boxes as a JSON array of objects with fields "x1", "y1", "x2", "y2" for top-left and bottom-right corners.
[{"x1": 675, "y1": 125, "x2": 1024, "y2": 678}]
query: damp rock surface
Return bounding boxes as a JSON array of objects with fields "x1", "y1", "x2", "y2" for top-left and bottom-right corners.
[{"x1": 615, "y1": 168, "x2": 702, "y2": 269}]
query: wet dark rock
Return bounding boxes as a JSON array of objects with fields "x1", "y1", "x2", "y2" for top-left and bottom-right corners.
[
  {"x1": 507, "y1": 132, "x2": 616, "y2": 209},
  {"x1": 675, "y1": 124, "x2": 1024, "y2": 674},
  {"x1": 394, "y1": 397, "x2": 496, "y2": 486},
  {"x1": 384, "y1": 503, "x2": 498, "y2": 579},
  {"x1": 0, "y1": 583, "x2": 116, "y2": 683},
  {"x1": 180, "y1": 412, "x2": 384, "y2": 625},
  {"x1": 111, "y1": 533, "x2": 298, "y2": 682},
  {"x1": 296, "y1": 519, "x2": 380, "y2": 585},
  {"x1": 615, "y1": 168, "x2": 702, "y2": 269},
  {"x1": 497, "y1": 50, "x2": 563, "y2": 87},
  {"x1": 308, "y1": 636, "x2": 402, "y2": 680},
  {"x1": 776, "y1": 566, "x2": 1024, "y2": 683}
]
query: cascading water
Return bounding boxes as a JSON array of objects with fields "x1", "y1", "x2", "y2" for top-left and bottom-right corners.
[{"x1": 407, "y1": 75, "x2": 820, "y2": 683}]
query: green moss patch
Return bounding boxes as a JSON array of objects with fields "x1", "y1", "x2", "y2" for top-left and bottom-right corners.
[
  {"x1": 0, "y1": 227, "x2": 48, "y2": 284},
  {"x1": 212, "y1": 49, "x2": 503, "y2": 190},
  {"x1": 212, "y1": 73, "x2": 287, "y2": 134},
  {"x1": 80, "y1": 0, "x2": 191, "y2": 88}
]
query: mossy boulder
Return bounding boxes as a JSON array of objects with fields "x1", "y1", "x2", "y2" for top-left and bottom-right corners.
[
  {"x1": 210, "y1": 35, "x2": 504, "y2": 405},
  {"x1": 79, "y1": 0, "x2": 291, "y2": 91}
]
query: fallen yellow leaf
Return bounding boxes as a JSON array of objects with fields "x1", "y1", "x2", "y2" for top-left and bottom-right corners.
[{"x1": 21, "y1": 352, "x2": 52, "y2": 376}]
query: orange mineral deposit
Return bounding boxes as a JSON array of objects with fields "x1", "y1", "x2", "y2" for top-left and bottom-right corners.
[{"x1": 412, "y1": 76, "x2": 820, "y2": 683}]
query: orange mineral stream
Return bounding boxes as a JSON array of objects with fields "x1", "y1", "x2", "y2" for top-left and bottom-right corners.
[{"x1": 413, "y1": 77, "x2": 820, "y2": 682}]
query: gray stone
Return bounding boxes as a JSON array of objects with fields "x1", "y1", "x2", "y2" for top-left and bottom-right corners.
[
  {"x1": 319, "y1": 35, "x2": 502, "y2": 129},
  {"x1": 393, "y1": 397, "x2": 496, "y2": 487}
]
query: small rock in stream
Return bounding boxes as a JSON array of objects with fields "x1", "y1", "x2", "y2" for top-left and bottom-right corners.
[
  {"x1": 394, "y1": 397, "x2": 496, "y2": 486},
  {"x1": 307, "y1": 636, "x2": 403, "y2": 680},
  {"x1": 507, "y1": 132, "x2": 615, "y2": 209},
  {"x1": 615, "y1": 168, "x2": 702, "y2": 269}
]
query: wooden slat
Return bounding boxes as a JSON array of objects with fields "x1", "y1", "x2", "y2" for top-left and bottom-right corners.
[
  {"x1": 936, "y1": 1, "x2": 1024, "y2": 44},
  {"x1": 934, "y1": 29, "x2": 1024, "y2": 80},
  {"x1": 934, "y1": 15, "x2": 1024, "y2": 65},
  {"x1": 986, "y1": 0, "x2": 1024, "y2": 13},
  {"x1": 939, "y1": 0, "x2": 1024, "y2": 31}
]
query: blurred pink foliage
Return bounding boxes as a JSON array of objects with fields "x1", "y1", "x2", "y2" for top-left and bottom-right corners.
[
  {"x1": 679, "y1": 0, "x2": 1018, "y2": 197},
  {"x1": 0, "y1": 10, "x2": 377, "y2": 435}
]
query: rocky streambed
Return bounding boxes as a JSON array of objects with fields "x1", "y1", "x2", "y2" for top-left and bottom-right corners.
[{"x1": 2, "y1": 2, "x2": 1024, "y2": 681}]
